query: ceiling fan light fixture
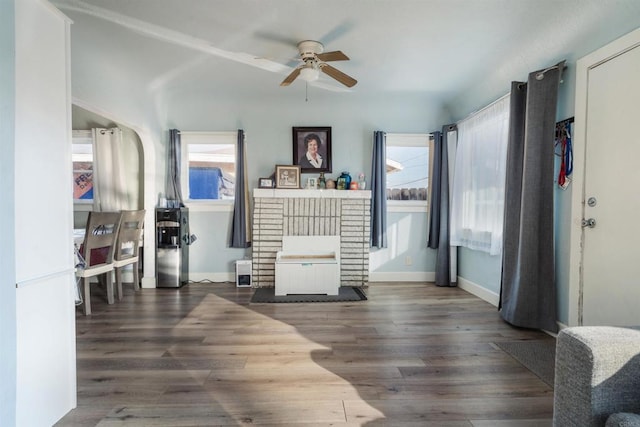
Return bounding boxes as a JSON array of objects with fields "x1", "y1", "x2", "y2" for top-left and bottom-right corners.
[
  {"x1": 299, "y1": 67, "x2": 319, "y2": 82},
  {"x1": 279, "y1": 39, "x2": 356, "y2": 88}
]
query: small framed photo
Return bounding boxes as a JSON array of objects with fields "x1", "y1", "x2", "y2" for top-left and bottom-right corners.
[
  {"x1": 307, "y1": 177, "x2": 317, "y2": 189},
  {"x1": 293, "y1": 126, "x2": 332, "y2": 173},
  {"x1": 275, "y1": 165, "x2": 301, "y2": 189},
  {"x1": 258, "y1": 177, "x2": 274, "y2": 188}
]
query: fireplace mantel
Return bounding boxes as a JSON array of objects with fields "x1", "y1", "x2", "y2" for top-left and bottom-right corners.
[
  {"x1": 252, "y1": 189, "x2": 371, "y2": 288},
  {"x1": 254, "y1": 188, "x2": 371, "y2": 199}
]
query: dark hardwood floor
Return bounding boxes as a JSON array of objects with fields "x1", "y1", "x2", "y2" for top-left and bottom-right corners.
[{"x1": 56, "y1": 282, "x2": 554, "y2": 426}]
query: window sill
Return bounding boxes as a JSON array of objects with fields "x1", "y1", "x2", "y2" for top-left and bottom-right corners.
[
  {"x1": 184, "y1": 200, "x2": 234, "y2": 212},
  {"x1": 74, "y1": 200, "x2": 235, "y2": 213},
  {"x1": 73, "y1": 201, "x2": 93, "y2": 212},
  {"x1": 387, "y1": 200, "x2": 428, "y2": 213}
]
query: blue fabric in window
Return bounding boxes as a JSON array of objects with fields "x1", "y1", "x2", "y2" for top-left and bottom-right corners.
[
  {"x1": 80, "y1": 187, "x2": 94, "y2": 200},
  {"x1": 189, "y1": 167, "x2": 223, "y2": 199}
]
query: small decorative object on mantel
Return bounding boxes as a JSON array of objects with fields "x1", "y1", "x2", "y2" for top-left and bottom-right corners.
[
  {"x1": 358, "y1": 172, "x2": 366, "y2": 190},
  {"x1": 275, "y1": 165, "x2": 301, "y2": 189},
  {"x1": 326, "y1": 179, "x2": 336, "y2": 189},
  {"x1": 259, "y1": 177, "x2": 274, "y2": 188},
  {"x1": 307, "y1": 177, "x2": 317, "y2": 189},
  {"x1": 337, "y1": 171, "x2": 351, "y2": 190},
  {"x1": 318, "y1": 172, "x2": 326, "y2": 189},
  {"x1": 349, "y1": 182, "x2": 359, "y2": 190}
]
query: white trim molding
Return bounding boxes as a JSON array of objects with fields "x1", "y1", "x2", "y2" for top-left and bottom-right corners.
[
  {"x1": 368, "y1": 271, "x2": 435, "y2": 282},
  {"x1": 457, "y1": 276, "x2": 500, "y2": 307},
  {"x1": 188, "y1": 272, "x2": 235, "y2": 284}
]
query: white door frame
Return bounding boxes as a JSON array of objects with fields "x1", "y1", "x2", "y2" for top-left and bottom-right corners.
[
  {"x1": 567, "y1": 27, "x2": 640, "y2": 326},
  {"x1": 72, "y1": 98, "x2": 158, "y2": 288}
]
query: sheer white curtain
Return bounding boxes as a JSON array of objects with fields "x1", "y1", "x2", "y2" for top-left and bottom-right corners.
[
  {"x1": 92, "y1": 127, "x2": 129, "y2": 211},
  {"x1": 450, "y1": 95, "x2": 510, "y2": 255}
]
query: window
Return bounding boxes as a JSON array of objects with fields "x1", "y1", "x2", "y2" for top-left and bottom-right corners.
[
  {"x1": 450, "y1": 95, "x2": 510, "y2": 255},
  {"x1": 385, "y1": 133, "x2": 430, "y2": 203},
  {"x1": 180, "y1": 132, "x2": 236, "y2": 201},
  {"x1": 72, "y1": 130, "x2": 93, "y2": 202}
]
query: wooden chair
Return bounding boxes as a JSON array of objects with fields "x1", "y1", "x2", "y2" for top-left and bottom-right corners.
[
  {"x1": 76, "y1": 211, "x2": 122, "y2": 315},
  {"x1": 113, "y1": 209, "x2": 145, "y2": 300}
]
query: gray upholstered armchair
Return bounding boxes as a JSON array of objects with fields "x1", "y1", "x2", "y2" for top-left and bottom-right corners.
[{"x1": 553, "y1": 326, "x2": 640, "y2": 427}]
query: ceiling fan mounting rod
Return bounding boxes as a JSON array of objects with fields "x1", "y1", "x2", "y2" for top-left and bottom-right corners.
[{"x1": 297, "y1": 40, "x2": 324, "y2": 57}]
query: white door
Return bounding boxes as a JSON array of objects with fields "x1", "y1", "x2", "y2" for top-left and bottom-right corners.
[{"x1": 581, "y1": 42, "x2": 640, "y2": 326}]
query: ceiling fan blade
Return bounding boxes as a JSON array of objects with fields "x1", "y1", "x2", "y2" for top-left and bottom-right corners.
[
  {"x1": 280, "y1": 67, "x2": 301, "y2": 86},
  {"x1": 318, "y1": 20, "x2": 355, "y2": 46},
  {"x1": 253, "y1": 31, "x2": 300, "y2": 47},
  {"x1": 320, "y1": 64, "x2": 357, "y2": 88},
  {"x1": 316, "y1": 50, "x2": 349, "y2": 62}
]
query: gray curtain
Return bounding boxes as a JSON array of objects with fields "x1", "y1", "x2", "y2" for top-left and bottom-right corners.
[
  {"x1": 427, "y1": 131, "x2": 443, "y2": 250},
  {"x1": 370, "y1": 131, "x2": 387, "y2": 248},
  {"x1": 428, "y1": 126, "x2": 457, "y2": 287},
  {"x1": 230, "y1": 129, "x2": 251, "y2": 248},
  {"x1": 500, "y1": 61, "x2": 565, "y2": 332},
  {"x1": 166, "y1": 129, "x2": 185, "y2": 207}
]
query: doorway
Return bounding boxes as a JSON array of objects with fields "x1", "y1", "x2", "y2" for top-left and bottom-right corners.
[{"x1": 569, "y1": 29, "x2": 640, "y2": 326}]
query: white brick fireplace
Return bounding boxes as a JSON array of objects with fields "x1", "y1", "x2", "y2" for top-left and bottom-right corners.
[{"x1": 252, "y1": 189, "x2": 371, "y2": 287}]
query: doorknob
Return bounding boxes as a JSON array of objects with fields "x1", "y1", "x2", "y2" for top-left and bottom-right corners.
[{"x1": 581, "y1": 218, "x2": 596, "y2": 228}]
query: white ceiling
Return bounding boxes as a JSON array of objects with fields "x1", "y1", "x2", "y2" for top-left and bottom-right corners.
[{"x1": 54, "y1": 0, "x2": 640, "y2": 120}]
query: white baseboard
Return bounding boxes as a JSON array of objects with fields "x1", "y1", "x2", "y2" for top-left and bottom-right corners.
[
  {"x1": 557, "y1": 321, "x2": 569, "y2": 330},
  {"x1": 369, "y1": 271, "x2": 435, "y2": 282},
  {"x1": 141, "y1": 277, "x2": 155, "y2": 289},
  {"x1": 456, "y1": 277, "x2": 565, "y2": 336},
  {"x1": 140, "y1": 273, "x2": 234, "y2": 288},
  {"x1": 188, "y1": 272, "x2": 234, "y2": 283},
  {"x1": 140, "y1": 270, "x2": 505, "y2": 308},
  {"x1": 457, "y1": 276, "x2": 500, "y2": 307}
]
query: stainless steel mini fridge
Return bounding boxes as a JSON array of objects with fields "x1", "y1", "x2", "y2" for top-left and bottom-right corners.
[{"x1": 156, "y1": 208, "x2": 189, "y2": 287}]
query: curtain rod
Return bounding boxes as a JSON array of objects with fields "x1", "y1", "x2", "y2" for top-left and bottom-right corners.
[
  {"x1": 535, "y1": 62, "x2": 566, "y2": 82},
  {"x1": 457, "y1": 92, "x2": 510, "y2": 125},
  {"x1": 385, "y1": 132, "x2": 434, "y2": 137},
  {"x1": 556, "y1": 117, "x2": 574, "y2": 127},
  {"x1": 456, "y1": 61, "x2": 566, "y2": 126}
]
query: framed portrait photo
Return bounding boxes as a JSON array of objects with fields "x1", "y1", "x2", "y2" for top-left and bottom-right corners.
[
  {"x1": 307, "y1": 177, "x2": 317, "y2": 189},
  {"x1": 275, "y1": 165, "x2": 301, "y2": 189},
  {"x1": 258, "y1": 177, "x2": 274, "y2": 188},
  {"x1": 292, "y1": 126, "x2": 332, "y2": 173}
]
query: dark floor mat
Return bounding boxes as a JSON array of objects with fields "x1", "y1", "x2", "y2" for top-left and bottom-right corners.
[
  {"x1": 250, "y1": 286, "x2": 367, "y2": 303},
  {"x1": 496, "y1": 339, "x2": 556, "y2": 387}
]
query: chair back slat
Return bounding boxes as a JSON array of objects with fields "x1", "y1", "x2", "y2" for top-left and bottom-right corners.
[
  {"x1": 114, "y1": 210, "x2": 145, "y2": 262},
  {"x1": 82, "y1": 211, "x2": 122, "y2": 267}
]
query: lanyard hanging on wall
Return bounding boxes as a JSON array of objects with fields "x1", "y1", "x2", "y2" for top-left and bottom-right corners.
[{"x1": 555, "y1": 118, "x2": 574, "y2": 189}]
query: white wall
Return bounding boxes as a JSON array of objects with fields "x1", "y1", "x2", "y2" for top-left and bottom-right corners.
[
  {"x1": 0, "y1": 0, "x2": 17, "y2": 424},
  {"x1": 369, "y1": 210, "x2": 436, "y2": 282},
  {"x1": 14, "y1": 1, "x2": 76, "y2": 425}
]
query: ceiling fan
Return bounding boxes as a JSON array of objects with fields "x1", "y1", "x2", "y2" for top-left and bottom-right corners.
[{"x1": 280, "y1": 40, "x2": 357, "y2": 88}]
